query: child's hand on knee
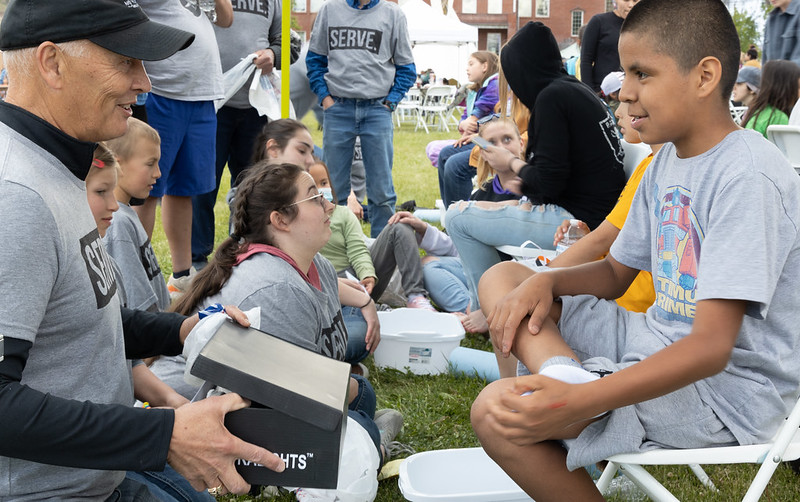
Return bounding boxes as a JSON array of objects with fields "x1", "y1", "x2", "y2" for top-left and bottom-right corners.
[{"x1": 487, "y1": 273, "x2": 556, "y2": 357}]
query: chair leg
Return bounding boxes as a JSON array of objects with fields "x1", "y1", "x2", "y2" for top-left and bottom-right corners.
[
  {"x1": 688, "y1": 463, "x2": 717, "y2": 491},
  {"x1": 595, "y1": 461, "x2": 618, "y2": 494},
  {"x1": 618, "y1": 464, "x2": 680, "y2": 502},
  {"x1": 742, "y1": 456, "x2": 783, "y2": 502}
]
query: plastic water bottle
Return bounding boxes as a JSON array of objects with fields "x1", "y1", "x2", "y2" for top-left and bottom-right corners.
[
  {"x1": 199, "y1": 0, "x2": 217, "y2": 22},
  {"x1": 555, "y1": 219, "x2": 584, "y2": 255}
]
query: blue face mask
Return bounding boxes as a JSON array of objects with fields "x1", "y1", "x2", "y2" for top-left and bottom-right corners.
[{"x1": 319, "y1": 187, "x2": 334, "y2": 202}]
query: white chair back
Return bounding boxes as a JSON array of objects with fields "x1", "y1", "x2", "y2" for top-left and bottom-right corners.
[
  {"x1": 620, "y1": 140, "x2": 651, "y2": 179},
  {"x1": 766, "y1": 124, "x2": 800, "y2": 174}
]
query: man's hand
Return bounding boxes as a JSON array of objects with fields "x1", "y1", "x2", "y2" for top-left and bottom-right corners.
[
  {"x1": 322, "y1": 96, "x2": 335, "y2": 110},
  {"x1": 387, "y1": 211, "x2": 427, "y2": 234},
  {"x1": 168, "y1": 393, "x2": 285, "y2": 495},
  {"x1": 487, "y1": 273, "x2": 555, "y2": 357},
  {"x1": 253, "y1": 49, "x2": 275, "y2": 74}
]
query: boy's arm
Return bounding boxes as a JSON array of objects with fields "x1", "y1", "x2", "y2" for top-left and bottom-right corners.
[
  {"x1": 494, "y1": 299, "x2": 745, "y2": 445},
  {"x1": 579, "y1": 18, "x2": 600, "y2": 89},
  {"x1": 305, "y1": 50, "x2": 330, "y2": 104}
]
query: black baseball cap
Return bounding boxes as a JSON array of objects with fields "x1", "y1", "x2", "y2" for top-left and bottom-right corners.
[{"x1": 0, "y1": 0, "x2": 195, "y2": 61}]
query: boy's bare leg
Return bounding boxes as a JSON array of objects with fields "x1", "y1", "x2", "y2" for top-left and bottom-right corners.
[
  {"x1": 472, "y1": 378, "x2": 603, "y2": 501},
  {"x1": 479, "y1": 261, "x2": 571, "y2": 377}
]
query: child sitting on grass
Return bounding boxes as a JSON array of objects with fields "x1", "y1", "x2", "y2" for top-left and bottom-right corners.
[{"x1": 471, "y1": 1, "x2": 800, "y2": 499}]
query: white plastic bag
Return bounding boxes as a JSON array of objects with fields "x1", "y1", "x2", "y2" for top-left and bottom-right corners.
[
  {"x1": 215, "y1": 52, "x2": 258, "y2": 111},
  {"x1": 249, "y1": 68, "x2": 296, "y2": 120},
  {"x1": 290, "y1": 416, "x2": 380, "y2": 502},
  {"x1": 182, "y1": 307, "x2": 261, "y2": 388}
]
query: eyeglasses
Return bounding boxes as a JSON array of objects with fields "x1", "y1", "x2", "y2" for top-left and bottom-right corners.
[{"x1": 286, "y1": 191, "x2": 327, "y2": 208}]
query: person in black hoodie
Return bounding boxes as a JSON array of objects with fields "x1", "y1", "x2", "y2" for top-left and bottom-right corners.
[{"x1": 444, "y1": 21, "x2": 625, "y2": 335}]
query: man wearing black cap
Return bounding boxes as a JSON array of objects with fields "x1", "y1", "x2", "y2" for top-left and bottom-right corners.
[{"x1": 0, "y1": 1, "x2": 284, "y2": 500}]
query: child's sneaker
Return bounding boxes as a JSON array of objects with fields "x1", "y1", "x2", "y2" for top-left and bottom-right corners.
[
  {"x1": 406, "y1": 294, "x2": 436, "y2": 311},
  {"x1": 167, "y1": 267, "x2": 196, "y2": 300},
  {"x1": 375, "y1": 409, "x2": 415, "y2": 461}
]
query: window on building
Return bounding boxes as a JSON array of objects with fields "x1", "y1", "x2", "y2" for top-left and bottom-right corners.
[
  {"x1": 571, "y1": 10, "x2": 584, "y2": 37},
  {"x1": 487, "y1": 32, "x2": 502, "y2": 54},
  {"x1": 294, "y1": 0, "x2": 307, "y2": 12},
  {"x1": 310, "y1": 0, "x2": 324, "y2": 12},
  {"x1": 296, "y1": 30, "x2": 307, "y2": 41},
  {"x1": 519, "y1": 0, "x2": 532, "y2": 17},
  {"x1": 488, "y1": 0, "x2": 502, "y2": 14},
  {"x1": 462, "y1": 0, "x2": 477, "y2": 14},
  {"x1": 535, "y1": 0, "x2": 549, "y2": 17},
  {"x1": 605, "y1": 0, "x2": 614, "y2": 12}
]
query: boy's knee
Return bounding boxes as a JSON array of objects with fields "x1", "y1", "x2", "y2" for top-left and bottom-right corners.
[{"x1": 478, "y1": 262, "x2": 533, "y2": 306}]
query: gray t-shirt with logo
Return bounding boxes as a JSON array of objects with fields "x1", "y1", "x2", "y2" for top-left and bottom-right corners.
[
  {"x1": 0, "y1": 123, "x2": 130, "y2": 499},
  {"x1": 308, "y1": 0, "x2": 414, "y2": 100},
  {"x1": 104, "y1": 203, "x2": 170, "y2": 312},
  {"x1": 611, "y1": 129, "x2": 800, "y2": 445}
]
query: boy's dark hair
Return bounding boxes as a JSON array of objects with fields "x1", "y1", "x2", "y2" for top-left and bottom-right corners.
[
  {"x1": 622, "y1": 0, "x2": 740, "y2": 101},
  {"x1": 746, "y1": 47, "x2": 758, "y2": 60}
]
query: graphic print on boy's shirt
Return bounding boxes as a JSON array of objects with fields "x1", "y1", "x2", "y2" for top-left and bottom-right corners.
[
  {"x1": 327, "y1": 27, "x2": 382, "y2": 54},
  {"x1": 655, "y1": 184, "x2": 702, "y2": 323}
]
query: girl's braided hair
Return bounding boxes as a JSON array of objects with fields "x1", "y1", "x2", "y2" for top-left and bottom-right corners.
[{"x1": 172, "y1": 161, "x2": 304, "y2": 315}]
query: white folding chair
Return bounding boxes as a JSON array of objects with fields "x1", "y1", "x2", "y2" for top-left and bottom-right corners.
[
  {"x1": 395, "y1": 87, "x2": 421, "y2": 128},
  {"x1": 730, "y1": 104, "x2": 748, "y2": 125},
  {"x1": 595, "y1": 388, "x2": 800, "y2": 502},
  {"x1": 620, "y1": 139, "x2": 651, "y2": 180},
  {"x1": 415, "y1": 85, "x2": 456, "y2": 133},
  {"x1": 766, "y1": 124, "x2": 800, "y2": 175}
]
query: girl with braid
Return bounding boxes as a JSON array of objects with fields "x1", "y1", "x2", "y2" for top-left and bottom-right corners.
[{"x1": 167, "y1": 162, "x2": 402, "y2": 465}]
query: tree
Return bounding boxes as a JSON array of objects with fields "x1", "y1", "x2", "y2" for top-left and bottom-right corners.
[{"x1": 733, "y1": 7, "x2": 761, "y2": 53}]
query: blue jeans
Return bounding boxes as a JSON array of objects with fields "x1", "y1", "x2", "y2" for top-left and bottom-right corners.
[
  {"x1": 106, "y1": 477, "x2": 161, "y2": 502},
  {"x1": 348, "y1": 374, "x2": 382, "y2": 462},
  {"x1": 437, "y1": 145, "x2": 476, "y2": 206},
  {"x1": 125, "y1": 464, "x2": 214, "y2": 502},
  {"x1": 192, "y1": 106, "x2": 267, "y2": 264},
  {"x1": 445, "y1": 201, "x2": 572, "y2": 309},
  {"x1": 342, "y1": 306, "x2": 370, "y2": 365},
  {"x1": 323, "y1": 98, "x2": 396, "y2": 237},
  {"x1": 423, "y1": 256, "x2": 470, "y2": 313}
]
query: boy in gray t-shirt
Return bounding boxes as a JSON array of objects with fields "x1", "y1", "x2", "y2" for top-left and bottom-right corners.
[
  {"x1": 470, "y1": 2, "x2": 800, "y2": 500},
  {"x1": 105, "y1": 118, "x2": 170, "y2": 313}
]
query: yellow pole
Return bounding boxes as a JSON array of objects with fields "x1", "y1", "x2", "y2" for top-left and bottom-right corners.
[{"x1": 281, "y1": 0, "x2": 291, "y2": 118}]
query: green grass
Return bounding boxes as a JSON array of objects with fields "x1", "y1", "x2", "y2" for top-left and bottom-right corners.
[{"x1": 152, "y1": 113, "x2": 800, "y2": 501}]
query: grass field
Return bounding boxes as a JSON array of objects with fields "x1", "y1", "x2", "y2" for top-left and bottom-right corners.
[{"x1": 150, "y1": 113, "x2": 800, "y2": 501}]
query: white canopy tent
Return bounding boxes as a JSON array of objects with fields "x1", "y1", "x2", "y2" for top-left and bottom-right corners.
[{"x1": 399, "y1": 0, "x2": 478, "y2": 84}]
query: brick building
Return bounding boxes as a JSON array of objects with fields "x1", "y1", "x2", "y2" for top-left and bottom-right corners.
[{"x1": 291, "y1": 0, "x2": 610, "y2": 51}]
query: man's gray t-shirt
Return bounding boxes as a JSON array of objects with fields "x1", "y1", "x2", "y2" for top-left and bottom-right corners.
[
  {"x1": 215, "y1": 0, "x2": 282, "y2": 108},
  {"x1": 139, "y1": 0, "x2": 224, "y2": 100},
  {"x1": 104, "y1": 203, "x2": 170, "y2": 312},
  {"x1": 308, "y1": 0, "x2": 414, "y2": 100},
  {"x1": 0, "y1": 123, "x2": 130, "y2": 499},
  {"x1": 611, "y1": 129, "x2": 800, "y2": 445}
]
